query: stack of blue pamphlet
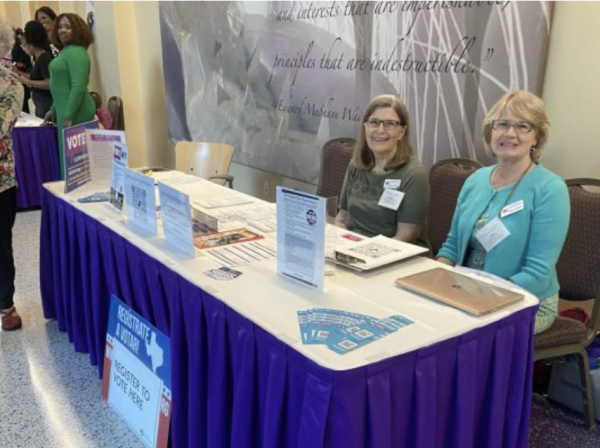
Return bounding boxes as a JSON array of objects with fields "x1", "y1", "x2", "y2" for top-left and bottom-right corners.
[{"x1": 297, "y1": 308, "x2": 413, "y2": 354}]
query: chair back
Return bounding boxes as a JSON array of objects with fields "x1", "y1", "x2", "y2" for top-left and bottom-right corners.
[
  {"x1": 556, "y1": 179, "x2": 600, "y2": 332},
  {"x1": 175, "y1": 141, "x2": 234, "y2": 186},
  {"x1": 107, "y1": 96, "x2": 125, "y2": 131},
  {"x1": 90, "y1": 91, "x2": 102, "y2": 108},
  {"x1": 316, "y1": 137, "x2": 356, "y2": 200},
  {"x1": 428, "y1": 158, "x2": 482, "y2": 256}
]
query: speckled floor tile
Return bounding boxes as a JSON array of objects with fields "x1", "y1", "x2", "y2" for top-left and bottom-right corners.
[{"x1": 0, "y1": 210, "x2": 145, "y2": 448}]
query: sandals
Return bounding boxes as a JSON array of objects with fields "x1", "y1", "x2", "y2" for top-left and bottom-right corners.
[{"x1": 0, "y1": 306, "x2": 22, "y2": 331}]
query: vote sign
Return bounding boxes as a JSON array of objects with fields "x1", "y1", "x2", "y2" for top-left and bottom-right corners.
[{"x1": 102, "y1": 295, "x2": 172, "y2": 448}]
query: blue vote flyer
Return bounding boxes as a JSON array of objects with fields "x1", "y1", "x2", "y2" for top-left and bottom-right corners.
[
  {"x1": 102, "y1": 295, "x2": 172, "y2": 448},
  {"x1": 297, "y1": 308, "x2": 413, "y2": 354},
  {"x1": 158, "y1": 181, "x2": 195, "y2": 258},
  {"x1": 63, "y1": 120, "x2": 99, "y2": 193},
  {"x1": 124, "y1": 168, "x2": 158, "y2": 236}
]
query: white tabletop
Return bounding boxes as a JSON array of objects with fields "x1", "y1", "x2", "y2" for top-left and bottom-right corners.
[{"x1": 44, "y1": 179, "x2": 539, "y2": 371}]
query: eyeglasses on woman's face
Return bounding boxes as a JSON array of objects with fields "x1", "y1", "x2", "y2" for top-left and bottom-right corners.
[
  {"x1": 491, "y1": 120, "x2": 534, "y2": 134},
  {"x1": 365, "y1": 118, "x2": 403, "y2": 131}
]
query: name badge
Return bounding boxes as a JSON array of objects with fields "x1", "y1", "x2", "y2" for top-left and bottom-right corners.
[
  {"x1": 378, "y1": 189, "x2": 405, "y2": 211},
  {"x1": 383, "y1": 179, "x2": 401, "y2": 190},
  {"x1": 474, "y1": 217, "x2": 510, "y2": 252},
  {"x1": 500, "y1": 200, "x2": 525, "y2": 218}
]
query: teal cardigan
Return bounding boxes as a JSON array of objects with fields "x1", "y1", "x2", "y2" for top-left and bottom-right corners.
[{"x1": 437, "y1": 164, "x2": 570, "y2": 300}]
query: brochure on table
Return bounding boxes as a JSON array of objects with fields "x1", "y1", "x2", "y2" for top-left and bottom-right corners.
[
  {"x1": 276, "y1": 187, "x2": 326, "y2": 290},
  {"x1": 63, "y1": 123, "x2": 127, "y2": 194},
  {"x1": 297, "y1": 308, "x2": 414, "y2": 355},
  {"x1": 102, "y1": 295, "x2": 171, "y2": 448},
  {"x1": 86, "y1": 129, "x2": 126, "y2": 185},
  {"x1": 63, "y1": 120, "x2": 98, "y2": 193},
  {"x1": 158, "y1": 181, "x2": 195, "y2": 258},
  {"x1": 124, "y1": 168, "x2": 157, "y2": 236},
  {"x1": 110, "y1": 143, "x2": 129, "y2": 211}
]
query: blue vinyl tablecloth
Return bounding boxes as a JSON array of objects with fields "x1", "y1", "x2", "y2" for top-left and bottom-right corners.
[
  {"x1": 13, "y1": 126, "x2": 60, "y2": 209},
  {"x1": 40, "y1": 188, "x2": 537, "y2": 448}
]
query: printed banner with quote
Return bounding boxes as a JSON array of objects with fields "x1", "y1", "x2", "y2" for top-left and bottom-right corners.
[{"x1": 159, "y1": 1, "x2": 551, "y2": 184}]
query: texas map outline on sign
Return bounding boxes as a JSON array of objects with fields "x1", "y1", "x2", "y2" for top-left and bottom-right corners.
[{"x1": 145, "y1": 332, "x2": 164, "y2": 373}]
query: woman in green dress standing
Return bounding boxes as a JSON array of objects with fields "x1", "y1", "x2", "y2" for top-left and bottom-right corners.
[{"x1": 44, "y1": 13, "x2": 96, "y2": 178}]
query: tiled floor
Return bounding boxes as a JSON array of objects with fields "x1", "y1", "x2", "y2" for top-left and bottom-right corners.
[
  {"x1": 2, "y1": 209, "x2": 599, "y2": 448},
  {"x1": 0, "y1": 210, "x2": 143, "y2": 448}
]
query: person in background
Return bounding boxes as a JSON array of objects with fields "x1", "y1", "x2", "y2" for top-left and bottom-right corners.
[
  {"x1": 10, "y1": 28, "x2": 31, "y2": 113},
  {"x1": 44, "y1": 12, "x2": 95, "y2": 178},
  {"x1": 35, "y1": 6, "x2": 59, "y2": 56},
  {"x1": 335, "y1": 94, "x2": 430, "y2": 249},
  {"x1": 0, "y1": 16, "x2": 25, "y2": 331},
  {"x1": 15, "y1": 21, "x2": 53, "y2": 118},
  {"x1": 436, "y1": 91, "x2": 570, "y2": 334}
]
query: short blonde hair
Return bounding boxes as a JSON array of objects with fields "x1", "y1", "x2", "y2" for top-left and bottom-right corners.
[
  {"x1": 353, "y1": 94, "x2": 412, "y2": 171},
  {"x1": 0, "y1": 17, "x2": 14, "y2": 57},
  {"x1": 483, "y1": 90, "x2": 550, "y2": 163}
]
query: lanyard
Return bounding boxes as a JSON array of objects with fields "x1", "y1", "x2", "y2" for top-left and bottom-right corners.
[{"x1": 494, "y1": 161, "x2": 533, "y2": 218}]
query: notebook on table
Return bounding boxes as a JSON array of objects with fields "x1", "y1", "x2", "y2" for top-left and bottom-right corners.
[{"x1": 395, "y1": 267, "x2": 525, "y2": 316}]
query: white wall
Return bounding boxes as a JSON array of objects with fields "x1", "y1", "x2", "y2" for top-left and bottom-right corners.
[
  {"x1": 93, "y1": 1, "x2": 121, "y2": 103},
  {"x1": 542, "y1": 2, "x2": 600, "y2": 180}
]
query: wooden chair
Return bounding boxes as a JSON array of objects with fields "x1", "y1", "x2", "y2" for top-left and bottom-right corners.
[
  {"x1": 316, "y1": 137, "x2": 356, "y2": 200},
  {"x1": 427, "y1": 158, "x2": 482, "y2": 256},
  {"x1": 175, "y1": 141, "x2": 234, "y2": 188},
  {"x1": 534, "y1": 178, "x2": 600, "y2": 429}
]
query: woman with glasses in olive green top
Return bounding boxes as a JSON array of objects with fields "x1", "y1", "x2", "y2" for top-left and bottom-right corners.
[{"x1": 335, "y1": 95, "x2": 430, "y2": 249}]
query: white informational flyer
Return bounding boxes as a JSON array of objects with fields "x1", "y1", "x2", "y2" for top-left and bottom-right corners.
[
  {"x1": 194, "y1": 196, "x2": 254, "y2": 209},
  {"x1": 86, "y1": 129, "x2": 126, "y2": 186},
  {"x1": 158, "y1": 182, "x2": 195, "y2": 259},
  {"x1": 152, "y1": 171, "x2": 201, "y2": 186},
  {"x1": 15, "y1": 112, "x2": 44, "y2": 127},
  {"x1": 110, "y1": 143, "x2": 128, "y2": 212},
  {"x1": 192, "y1": 203, "x2": 276, "y2": 232},
  {"x1": 276, "y1": 187, "x2": 326, "y2": 290},
  {"x1": 124, "y1": 168, "x2": 157, "y2": 236}
]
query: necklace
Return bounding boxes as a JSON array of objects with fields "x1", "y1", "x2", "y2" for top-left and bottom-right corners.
[
  {"x1": 494, "y1": 160, "x2": 534, "y2": 218},
  {"x1": 491, "y1": 161, "x2": 533, "y2": 189}
]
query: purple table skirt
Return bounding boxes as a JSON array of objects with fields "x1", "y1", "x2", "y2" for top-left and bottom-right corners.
[
  {"x1": 40, "y1": 189, "x2": 537, "y2": 448},
  {"x1": 13, "y1": 126, "x2": 60, "y2": 209}
]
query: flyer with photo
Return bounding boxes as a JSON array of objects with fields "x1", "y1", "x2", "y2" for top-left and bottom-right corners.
[{"x1": 193, "y1": 228, "x2": 264, "y2": 250}]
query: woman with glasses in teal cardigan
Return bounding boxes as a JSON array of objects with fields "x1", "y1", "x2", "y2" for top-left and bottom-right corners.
[{"x1": 437, "y1": 91, "x2": 570, "y2": 334}]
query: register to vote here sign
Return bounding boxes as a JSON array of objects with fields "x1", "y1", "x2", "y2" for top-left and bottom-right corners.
[{"x1": 102, "y1": 295, "x2": 172, "y2": 448}]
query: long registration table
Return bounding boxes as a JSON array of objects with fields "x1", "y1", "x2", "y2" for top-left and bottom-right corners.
[{"x1": 40, "y1": 179, "x2": 538, "y2": 448}]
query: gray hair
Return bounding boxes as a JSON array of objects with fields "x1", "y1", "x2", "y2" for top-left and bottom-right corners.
[{"x1": 0, "y1": 17, "x2": 14, "y2": 58}]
